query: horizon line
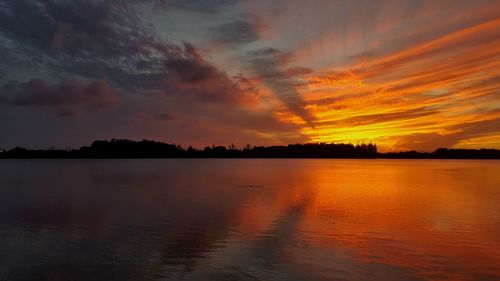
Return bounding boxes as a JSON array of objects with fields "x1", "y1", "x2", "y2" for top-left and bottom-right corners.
[{"x1": 1, "y1": 138, "x2": 499, "y2": 159}]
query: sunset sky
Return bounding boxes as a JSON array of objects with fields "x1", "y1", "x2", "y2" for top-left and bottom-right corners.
[{"x1": 0, "y1": 0, "x2": 499, "y2": 151}]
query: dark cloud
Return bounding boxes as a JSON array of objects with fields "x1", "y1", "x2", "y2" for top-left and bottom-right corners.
[
  {"x1": 0, "y1": 0, "x2": 182, "y2": 93},
  {"x1": 161, "y1": 43, "x2": 259, "y2": 105},
  {"x1": 210, "y1": 18, "x2": 261, "y2": 45},
  {"x1": 163, "y1": 0, "x2": 238, "y2": 14},
  {"x1": 0, "y1": 0, "x2": 258, "y2": 106},
  {"x1": 0, "y1": 79, "x2": 119, "y2": 117},
  {"x1": 0, "y1": 0, "x2": 56, "y2": 50},
  {"x1": 245, "y1": 48, "x2": 315, "y2": 126},
  {"x1": 1, "y1": 0, "x2": 153, "y2": 55},
  {"x1": 0, "y1": 0, "x2": 268, "y2": 150},
  {"x1": 154, "y1": 112, "x2": 176, "y2": 121}
]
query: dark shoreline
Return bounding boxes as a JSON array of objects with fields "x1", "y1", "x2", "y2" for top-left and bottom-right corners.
[
  {"x1": 0, "y1": 156, "x2": 500, "y2": 161},
  {"x1": 1, "y1": 139, "x2": 499, "y2": 159}
]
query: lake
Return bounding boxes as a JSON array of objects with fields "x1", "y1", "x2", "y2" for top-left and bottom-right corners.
[{"x1": 1, "y1": 159, "x2": 499, "y2": 281}]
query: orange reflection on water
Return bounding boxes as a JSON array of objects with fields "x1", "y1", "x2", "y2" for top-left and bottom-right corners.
[
  {"x1": 232, "y1": 160, "x2": 500, "y2": 280},
  {"x1": 2, "y1": 159, "x2": 499, "y2": 280}
]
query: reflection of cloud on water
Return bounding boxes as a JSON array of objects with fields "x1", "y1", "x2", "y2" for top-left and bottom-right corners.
[
  {"x1": 157, "y1": 186, "x2": 317, "y2": 281},
  {"x1": 2, "y1": 160, "x2": 500, "y2": 280}
]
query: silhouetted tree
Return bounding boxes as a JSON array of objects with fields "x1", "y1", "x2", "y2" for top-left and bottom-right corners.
[{"x1": 0, "y1": 139, "x2": 498, "y2": 159}]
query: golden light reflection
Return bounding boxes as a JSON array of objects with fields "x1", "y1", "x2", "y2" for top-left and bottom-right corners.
[{"x1": 232, "y1": 160, "x2": 500, "y2": 280}]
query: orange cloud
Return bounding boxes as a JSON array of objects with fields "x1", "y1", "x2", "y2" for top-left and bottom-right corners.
[{"x1": 284, "y1": 17, "x2": 500, "y2": 151}]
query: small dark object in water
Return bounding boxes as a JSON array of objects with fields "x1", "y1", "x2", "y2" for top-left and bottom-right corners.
[{"x1": 238, "y1": 185, "x2": 265, "y2": 188}]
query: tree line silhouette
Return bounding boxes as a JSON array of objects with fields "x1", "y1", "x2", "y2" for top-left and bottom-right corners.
[{"x1": 0, "y1": 139, "x2": 499, "y2": 159}]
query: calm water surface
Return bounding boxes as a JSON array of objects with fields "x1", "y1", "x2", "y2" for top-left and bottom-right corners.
[{"x1": 0, "y1": 159, "x2": 499, "y2": 281}]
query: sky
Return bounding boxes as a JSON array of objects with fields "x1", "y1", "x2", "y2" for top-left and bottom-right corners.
[{"x1": 0, "y1": 0, "x2": 499, "y2": 151}]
